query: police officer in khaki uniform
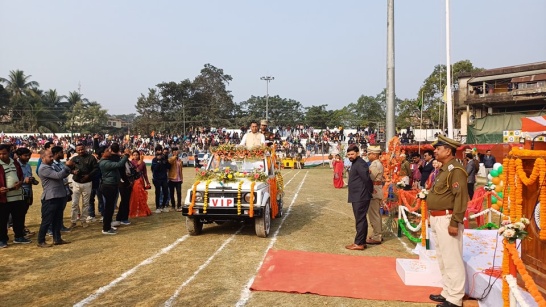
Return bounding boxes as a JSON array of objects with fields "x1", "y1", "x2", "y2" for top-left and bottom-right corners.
[
  {"x1": 260, "y1": 120, "x2": 274, "y2": 143},
  {"x1": 427, "y1": 135, "x2": 468, "y2": 307},
  {"x1": 366, "y1": 145, "x2": 384, "y2": 245}
]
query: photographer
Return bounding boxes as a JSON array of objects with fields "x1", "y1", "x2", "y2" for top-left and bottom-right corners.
[
  {"x1": 151, "y1": 146, "x2": 170, "y2": 213},
  {"x1": 16, "y1": 147, "x2": 38, "y2": 236}
]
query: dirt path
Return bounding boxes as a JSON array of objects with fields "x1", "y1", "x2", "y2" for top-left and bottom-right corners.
[{"x1": 0, "y1": 167, "x2": 432, "y2": 307}]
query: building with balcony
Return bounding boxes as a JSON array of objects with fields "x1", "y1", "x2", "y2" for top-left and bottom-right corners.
[
  {"x1": 456, "y1": 61, "x2": 546, "y2": 143},
  {"x1": 106, "y1": 117, "x2": 129, "y2": 128}
]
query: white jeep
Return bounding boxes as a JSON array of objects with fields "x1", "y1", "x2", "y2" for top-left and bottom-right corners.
[{"x1": 182, "y1": 147, "x2": 284, "y2": 238}]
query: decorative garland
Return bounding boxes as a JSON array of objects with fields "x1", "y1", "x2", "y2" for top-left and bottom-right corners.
[
  {"x1": 398, "y1": 219, "x2": 422, "y2": 243},
  {"x1": 540, "y1": 164, "x2": 546, "y2": 240},
  {"x1": 203, "y1": 179, "x2": 212, "y2": 214},
  {"x1": 504, "y1": 242, "x2": 546, "y2": 307},
  {"x1": 502, "y1": 242, "x2": 510, "y2": 307},
  {"x1": 249, "y1": 182, "x2": 255, "y2": 218},
  {"x1": 269, "y1": 177, "x2": 278, "y2": 219},
  {"x1": 237, "y1": 181, "x2": 243, "y2": 215},
  {"x1": 421, "y1": 199, "x2": 427, "y2": 247},
  {"x1": 505, "y1": 275, "x2": 531, "y2": 307},
  {"x1": 399, "y1": 206, "x2": 422, "y2": 232},
  {"x1": 475, "y1": 222, "x2": 499, "y2": 230},
  {"x1": 398, "y1": 190, "x2": 420, "y2": 212},
  {"x1": 188, "y1": 180, "x2": 201, "y2": 215}
]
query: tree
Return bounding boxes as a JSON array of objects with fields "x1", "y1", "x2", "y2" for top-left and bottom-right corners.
[
  {"x1": 304, "y1": 105, "x2": 332, "y2": 128},
  {"x1": 134, "y1": 88, "x2": 163, "y2": 134},
  {"x1": 190, "y1": 64, "x2": 235, "y2": 128},
  {"x1": 0, "y1": 70, "x2": 39, "y2": 99},
  {"x1": 240, "y1": 95, "x2": 305, "y2": 127},
  {"x1": 416, "y1": 60, "x2": 482, "y2": 129}
]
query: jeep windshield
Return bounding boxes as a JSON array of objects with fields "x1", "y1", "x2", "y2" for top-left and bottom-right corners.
[{"x1": 205, "y1": 153, "x2": 267, "y2": 174}]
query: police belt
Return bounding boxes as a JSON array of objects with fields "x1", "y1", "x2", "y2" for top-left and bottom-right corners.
[{"x1": 428, "y1": 209, "x2": 453, "y2": 217}]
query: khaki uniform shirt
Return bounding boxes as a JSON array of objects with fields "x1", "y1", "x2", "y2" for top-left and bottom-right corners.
[
  {"x1": 369, "y1": 159, "x2": 384, "y2": 200},
  {"x1": 427, "y1": 158, "x2": 469, "y2": 227}
]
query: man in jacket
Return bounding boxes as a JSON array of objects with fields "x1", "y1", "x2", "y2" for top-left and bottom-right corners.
[
  {"x1": 151, "y1": 146, "x2": 171, "y2": 213},
  {"x1": 98, "y1": 144, "x2": 131, "y2": 235},
  {"x1": 168, "y1": 147, "x2": 184, "y2": 211},
  {"x1": 0, "y1": 144, "x2": 28, "y2": 247},
  {"x1": 420, "y1": 150, "x2": 435, "y2": 188},
  {"x1": 37, "y1": 149, "x2": 74, "y2": 247},
  {"x1": 70, "y1": 143, "x2": 98, "y2": 227},
  {"x1": 345, "y1": 144, "x2": 373, "y2": 251}
]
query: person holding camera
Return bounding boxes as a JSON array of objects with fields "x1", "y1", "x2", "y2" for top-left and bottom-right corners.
[
  {"x1": 16, "y1": 147, "x2": 38, "y2": 237},
  {"x1": 151, "y1": 146, "x2": 171, "y2": 213},
  {"x1": 69, "y1": 143, "x2": 98, "y2": 228},
  {"x1": 36, "y1": 149, "x2": 74, "y2": 247},
  {"x1": 98, "y1": 144, "x2": 131, "y2": 235},
  {"x1": 168, "y1": 147, "x2": 184, "y2": 212}
]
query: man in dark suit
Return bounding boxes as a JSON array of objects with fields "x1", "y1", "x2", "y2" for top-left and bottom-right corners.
[
  {"x1": 345, "y1": 144, "x2": 373, "y2": 250},
  {"x1": 420, "y1": 150, "x2": 435, "y2": 188}
]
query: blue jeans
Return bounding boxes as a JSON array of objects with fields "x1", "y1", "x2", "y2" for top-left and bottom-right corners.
[
  {"x1": 153, "y1": 179, "x2": 169, "y2": 209},
  {"x1": 89, "y1": 186, "x2": 104, "y2": 217},
  {"x1": 38, "y1": 197, "x2": 66, "y2": 243}
]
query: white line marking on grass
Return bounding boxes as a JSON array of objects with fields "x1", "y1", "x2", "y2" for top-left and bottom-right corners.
[
  {"x1": 164, "y1": 226, "x2": 243, "y2": 306},
  {"x1": 283, "y1": 170, "x2": 301, "y2": 187},
  {"x1": 74, "y1": 235, "x2": 190, "y2": 307},
  {"x1": 322, "y1": 206, "x2": 351, "y2": 217},
  {"x1": 235, "y1": 171, "x2": 308, "y2": 307}
]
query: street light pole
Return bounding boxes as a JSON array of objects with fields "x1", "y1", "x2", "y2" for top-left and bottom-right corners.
[{"x1": 260, "y1": 76, "x2": 274, "y2": 121}]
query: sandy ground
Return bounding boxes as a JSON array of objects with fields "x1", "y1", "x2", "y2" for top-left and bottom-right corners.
[{"x1": 0, "y1": 166, "x2": 435, "y2": 307}]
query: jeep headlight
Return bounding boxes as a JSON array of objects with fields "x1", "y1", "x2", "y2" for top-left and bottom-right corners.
[
  {"x1": 243, "y1": 192, "x2": 252, "y2": 203},
  {"x1": 194, "y1": 191, "x2": 204, "y2": 202}
]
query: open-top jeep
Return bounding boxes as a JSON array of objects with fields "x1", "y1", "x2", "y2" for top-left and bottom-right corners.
[{"x1": 182, "y1": 145, "x2": 284, "y2": 237}]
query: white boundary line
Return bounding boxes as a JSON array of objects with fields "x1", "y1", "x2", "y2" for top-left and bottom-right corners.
[
  {"x1": 74, "y1": 235, "x2": 190, "y2": 307},
  {"x1": 283, "y1": 170, "x2": 301, "y2": 187},
  {"x1": 235, "y1": 171, "x2": 308, "y2": 307},
  {"x1": 164, "y1": 226, "x2": 244, "y2": 307}
]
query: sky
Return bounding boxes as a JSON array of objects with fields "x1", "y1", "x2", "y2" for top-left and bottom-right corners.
[{"x1": 1, "y1": 0, "x2": 545, "y2": 115}]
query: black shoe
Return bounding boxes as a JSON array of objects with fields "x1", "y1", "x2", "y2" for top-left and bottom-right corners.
[
  {"x1": 436, "y1": 301, "x2": 461, "y2": 307},
  {"x1": 53, "y1": 240, "x2": 71, "y2": 245},
  {"x1": 429, "y1": 294, "x2": 446, "y2": 303}
]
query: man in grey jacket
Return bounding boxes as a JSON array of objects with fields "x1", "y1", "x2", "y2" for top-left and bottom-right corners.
[{"x1": 37, "y1": 149, "x2": 74, "y2": 247}]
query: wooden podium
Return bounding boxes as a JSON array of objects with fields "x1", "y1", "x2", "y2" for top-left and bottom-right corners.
[{"x1": 520, "y1": 158, "x2": 546, "y2": 298}]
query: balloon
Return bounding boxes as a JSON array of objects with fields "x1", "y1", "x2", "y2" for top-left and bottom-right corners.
[
  {"x1": 495, "y1": 185, "x2": 503, "y2": 192},
  {"x1": 497, "y1": 165, "x2": 503, "y2": 174},
  {"x1": 492, "y1": 204, "x2": 500, "y2": 211},
  {"x1": 492, "y1": 177, "x2": 501, "y2": 185},
  {"x1": 497, "y1": 192, "x2": 504, "y2": 199},
  {"x1": 473, "y1": 148, "x2": 477, "y2": 151},
  {"x1": 490, "y1": 169, "x2": 499, "y2": 177},
  {"x1": 491, "y1": 196, "x2": 498, "y2": 204},
  {"x1": 499, "y1": 180, "x2": 504, "y2": 187},
  {"x1": 487, "y1": 174, "x2": 493, "y2": 181}
]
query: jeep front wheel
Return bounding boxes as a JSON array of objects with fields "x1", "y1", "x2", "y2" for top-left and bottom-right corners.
[
  {"x1": 255, "y1": 202, "x2": 271, "y2": 238},
  {"x1": 186, "y1": 217, "x2": 203, "y2": 235}
]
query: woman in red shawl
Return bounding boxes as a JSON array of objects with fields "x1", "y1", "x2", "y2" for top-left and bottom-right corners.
[
  {"x1": 332, "y1": 154, "x2": 345, "y2": 188},
  {"x1": 129, "y1": 150, "x2": 152, "y2": 218}
]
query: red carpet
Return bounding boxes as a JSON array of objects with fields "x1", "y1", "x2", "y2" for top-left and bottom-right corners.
[{"x1": 251, "y1": 249, "x2": 441, "y2": 303}]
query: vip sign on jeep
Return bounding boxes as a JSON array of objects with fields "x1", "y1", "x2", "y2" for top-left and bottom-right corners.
[{"x1": 182, "y1": 145, "x2": 284, "y2": 237}]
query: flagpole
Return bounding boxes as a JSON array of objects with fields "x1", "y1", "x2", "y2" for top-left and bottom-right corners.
[{"x1": 419, "y1": 91, "x2": 423, "y2": 154}]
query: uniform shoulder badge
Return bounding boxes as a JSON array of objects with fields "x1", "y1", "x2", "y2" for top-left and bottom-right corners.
[
  {"x1": 448, "y1": 164, "x2": 454, "y2": 171},
  {"x1": 452, "y1": 182, "x2": 459, "y2": 189}
]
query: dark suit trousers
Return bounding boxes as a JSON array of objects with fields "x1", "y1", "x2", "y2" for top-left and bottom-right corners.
[
  {"x1": 0, "y1": 200, "x2": 25, "y2": 242},
  {"x1": 352, "y1": 200, "x2": 371, "y2": 245},
  {"x1": 38, "y1": 197, "x2": 65, "y2": 244}
]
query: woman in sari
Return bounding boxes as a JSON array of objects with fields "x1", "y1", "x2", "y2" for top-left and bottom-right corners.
[
  {"x1": 129, "y1": 150, "x2": 152, "y2": 218},
  {"x1": 332, "y1": 154, "x2": 345, "y2": 188},
  {"x1": 425, "y1": 160, "x2": 442, "y2": 190}
]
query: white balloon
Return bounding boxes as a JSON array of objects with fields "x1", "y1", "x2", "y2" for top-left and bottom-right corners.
[
  {"x1": 493, "y1": 163, "x2": 502, "y2": 170},
  {"x1": 487, "y1": 174, "x2": 493, "y2": 181}
]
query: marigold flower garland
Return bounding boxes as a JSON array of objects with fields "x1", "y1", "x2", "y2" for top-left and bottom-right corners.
[
  {"x1": 188, "y1": 180, "x2": 201, "y2": 215},
  {"x1": 269, "y1": 178, "x2": 278, "y2": 219},
  {"x1": 237, "y1": 181, "x2": 243, "y2": 215},
  {"x1": 203, "y1": 179, "x2": 212, "y2": 214},
  {"x1": 540, "y1": 167, "x2": 546, "y2": 240},
  {"x1": 421, "y1": 199, "x2": 427, "y2": 247},
  {"x1": 504, "y1": 242, "x2": 546, "y2": 307},
  {"x1": 502, "y1": 242, "x2": 510, "y2": 307},
  {"x1": 398, "y1": 189, "x2": 420, "y2": 212},
  {"x1": 249, "y1": 182, "x2": 256, "y2": 218}
]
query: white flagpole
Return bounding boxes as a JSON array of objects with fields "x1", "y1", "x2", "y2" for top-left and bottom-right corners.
[{"x1": 446, "y1": 0, "x2": 454, "y2": 139}]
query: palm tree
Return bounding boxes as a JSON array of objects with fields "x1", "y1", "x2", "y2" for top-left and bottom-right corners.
[{"x1": 0, "y1": 70, "x2": 39, "y2": 99}]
